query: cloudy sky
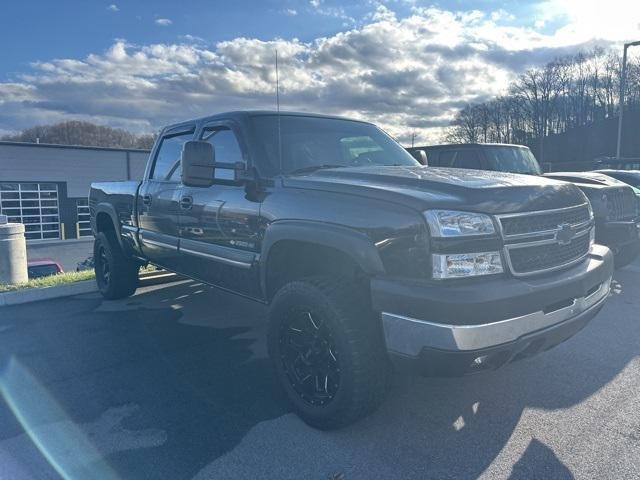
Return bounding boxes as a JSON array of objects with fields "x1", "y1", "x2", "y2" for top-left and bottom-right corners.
[{"x1": 0, "y1": 0, "x2": 639, "y2": 143}]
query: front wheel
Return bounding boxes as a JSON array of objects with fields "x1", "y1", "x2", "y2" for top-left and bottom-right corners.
[
  {"x1": 267, "y1": 276, "x2": 387, "y2": 430},
  {"x1": 94, "y1": 231, "x2": 139, "y2": 300}
]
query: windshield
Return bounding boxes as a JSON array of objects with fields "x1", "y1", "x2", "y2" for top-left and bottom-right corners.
[
  {"x1": 250, "y1": 115, "x2": 419, "y2": 175},
  {"x1": 484, "y1": 147, "x2": 542, "y2": 175}
]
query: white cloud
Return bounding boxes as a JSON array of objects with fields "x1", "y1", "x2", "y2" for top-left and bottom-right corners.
[
  {"x1": 0, "y1": 4, "x2": 635, "y2": 144},
  {"x1": 155, "y1": 18, "x2": 172, "y2": 26},
  {"x1": 107, "y1": 4, "x2": 119, "y2": 12},
  {"x1": 179, "y1": 34, "x2": 206, "y2": 44},
  {"x1": 283, "y1": 8, "x2": 298, "y2": 16},
  {"x1": 309, "y1": 0, "x2": 355, "y2": 25}
]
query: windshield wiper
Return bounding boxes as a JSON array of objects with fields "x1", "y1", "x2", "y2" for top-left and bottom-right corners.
[{"x1": 288, "y1": 164, "x2": 345, "y2": 175}]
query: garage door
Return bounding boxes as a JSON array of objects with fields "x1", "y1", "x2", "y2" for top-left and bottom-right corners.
[{"x1": 0, "y1": 183, "x2": 60, "y2": 240}]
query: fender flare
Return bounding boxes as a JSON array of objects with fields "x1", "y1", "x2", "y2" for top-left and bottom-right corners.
[
  {"x1": 259, "y1": 220, "x2": 385, "y2": 297},
  {"x1": 93, "y1": 203, "x2": 125, "y2": 250}
]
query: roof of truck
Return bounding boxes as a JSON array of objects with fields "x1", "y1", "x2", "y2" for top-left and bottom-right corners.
[
  {"x1": 161, "y1": 110, "x2": 372, "y2": 133},
  {"x1": 408, "y1": 143, "x2": 529, "y2": 150}
]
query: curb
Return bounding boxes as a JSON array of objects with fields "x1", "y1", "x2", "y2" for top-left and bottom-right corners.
[{"x1": 0, "y1": 280, "x2": 98, "y2": 307}]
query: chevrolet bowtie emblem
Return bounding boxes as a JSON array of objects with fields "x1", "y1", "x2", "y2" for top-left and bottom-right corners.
[{"x1": 556, "y1": 223, "x2": 576, "y2": 245}]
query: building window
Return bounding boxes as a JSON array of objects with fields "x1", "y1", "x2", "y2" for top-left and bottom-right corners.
[
  {"x1": 0, "y1": 183, "x2": 60, "y2": 240},
  {"x1": 76, "y1": 198, "x2": 92, "y2": 237}
]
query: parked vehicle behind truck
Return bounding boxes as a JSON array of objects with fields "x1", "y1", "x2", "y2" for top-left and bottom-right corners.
[
  {"x1": 91, "y1": 112, "x2": 613, "y2": 429},
  {"x1": 408, "y1": 143, "x2": 640, "y2": 268}
]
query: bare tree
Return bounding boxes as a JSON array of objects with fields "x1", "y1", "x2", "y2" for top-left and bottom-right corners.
[
  {"x1": 2, "y1": 121, "x2": 156, "y2": 149},
  {"x1": 444, "y1": 46, "x2": 640, "y2": 153}
]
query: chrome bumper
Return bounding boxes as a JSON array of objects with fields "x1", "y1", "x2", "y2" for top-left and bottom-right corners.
[{"x1": 382, "y1": 276, "x2": 611, "y2": 357}]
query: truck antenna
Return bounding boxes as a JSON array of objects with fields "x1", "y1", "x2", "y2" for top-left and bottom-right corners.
[{"x1": 276, "y1": 49, "x2": 283, "y2": 173}]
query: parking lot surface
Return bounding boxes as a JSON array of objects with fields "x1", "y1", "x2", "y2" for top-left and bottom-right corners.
[{"x1": 1, "y1": 262, "x2": 639, "y2": 479}]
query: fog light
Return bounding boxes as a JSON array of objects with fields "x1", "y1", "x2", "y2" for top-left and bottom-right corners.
[{"x1": 432, "y1": 251, "x2": 503, "y2": 279}]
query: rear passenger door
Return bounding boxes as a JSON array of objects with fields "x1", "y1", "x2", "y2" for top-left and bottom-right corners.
[{"x1": 138, "y1": 126, "x2": 194, "y2": 271}]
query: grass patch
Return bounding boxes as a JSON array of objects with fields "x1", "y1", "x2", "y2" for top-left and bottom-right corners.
[{"x1": 0, "y1": 270, "x2": 95, "y2": 293}]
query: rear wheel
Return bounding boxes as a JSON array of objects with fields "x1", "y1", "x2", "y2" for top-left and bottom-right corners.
[
  {"x1": 267, "y1": 276, "x2": 387, "y2": 430},
  {"x1": 94, "y1": 231, "x2": 139, "y2": 300}
]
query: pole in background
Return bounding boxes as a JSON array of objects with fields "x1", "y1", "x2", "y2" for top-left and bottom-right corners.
[{"x1": 616, "y1": 41, "x2": 640, "y2": 159}]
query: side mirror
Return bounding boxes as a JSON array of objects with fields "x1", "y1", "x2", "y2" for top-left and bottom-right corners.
[
  {"x1": 231, "y1": 161, "x2": 249, "y2": 182},
  {"x1": 182, "y1": 141, "x2": 215, "y2": 188},
  {"x1": 411, "y1": 149, "x2": 429, "y2": 166}
]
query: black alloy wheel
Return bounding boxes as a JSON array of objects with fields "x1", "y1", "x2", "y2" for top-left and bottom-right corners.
[{"x1": 279, "y1": 308, "x2": 341, "y2": 406}]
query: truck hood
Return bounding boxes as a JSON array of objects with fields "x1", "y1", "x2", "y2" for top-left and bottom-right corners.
[
  {"x1": 283, "y1": 166, "x2": 587, "y2": 214},
  {"x1": 544, "y1": 172, "x2": 636, "y2": 202}
]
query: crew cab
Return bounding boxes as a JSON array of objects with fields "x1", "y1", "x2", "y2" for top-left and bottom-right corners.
[
  {"x1": 408, "y1": 143, "x2": 640, "y2": 267},
  {"x1": 91, "y1": 112, "x2": 613, "y2": 429}
]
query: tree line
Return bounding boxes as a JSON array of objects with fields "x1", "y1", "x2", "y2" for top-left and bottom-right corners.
[
  {"x1": 445, "y1": 47, "x2": 640, "y2": 152},
  {"x1": 1, "y1": 121, "x2": 156, "y2": 149}
]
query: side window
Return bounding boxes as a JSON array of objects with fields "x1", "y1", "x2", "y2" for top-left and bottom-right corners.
[
  {"x1": 202, "y1": 127, "x2": 245, "y2": 180},
  {"x1": 438, "y1": 150, "x2": 457, "y2": 167},
  {"x1": 451, "y1": 150, "x2": 481, "y2": 170},
  {"x1": 151, "y1": 130, "x2": 194, "y2": 181}
]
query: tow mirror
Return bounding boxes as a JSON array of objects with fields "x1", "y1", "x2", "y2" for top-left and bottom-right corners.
[
  {"x1": 182, "y1": 141, "x2": 215, "y2": 187},
  {"x1": 411, "y1": 149, "x2": 429, "y2": 166}
]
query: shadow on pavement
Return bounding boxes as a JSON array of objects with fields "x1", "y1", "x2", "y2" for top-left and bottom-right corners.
[
  {"x1": 508, "y1": 439, "x2": 574, "y2": 479},
  {"x1": 0, "y1": 265, "x2": 638, "y2": 479}
]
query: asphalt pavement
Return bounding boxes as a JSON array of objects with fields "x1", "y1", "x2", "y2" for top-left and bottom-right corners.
[{"x1": 1, "y1": 262, "x2": 639, "y2": 479}]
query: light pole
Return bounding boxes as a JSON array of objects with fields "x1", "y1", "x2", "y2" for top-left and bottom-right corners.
[{"x1": 616, "y1": 40, "x2": 640, "y2": 159}]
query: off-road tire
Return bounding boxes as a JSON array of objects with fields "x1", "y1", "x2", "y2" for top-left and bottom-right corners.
[
  {"x1": 94, "y1": 231, "x2": 139, "y2": 300},
  {"x1": 267, "y1": 276, "x2": 388, "y2": 430}
]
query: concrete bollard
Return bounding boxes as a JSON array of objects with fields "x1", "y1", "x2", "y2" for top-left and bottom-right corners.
[{"x1": 0, "y1": 215, "x2": 28, "y2": 285}]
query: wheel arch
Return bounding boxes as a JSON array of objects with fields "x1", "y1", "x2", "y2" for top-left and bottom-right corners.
[
  {"x1": 93, "y1": 204, "x2": 124, "y2": 249},
  {"x1": 260, "y1": 221, "x2": 385, "y2": 301}
]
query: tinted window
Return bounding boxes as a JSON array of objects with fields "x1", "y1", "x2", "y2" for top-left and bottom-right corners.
[
  {"x1": 484, "y1": 147, "x2": 541, "y2": 175},
  {"x1": 452, "y1": 150, "x2": 481, "y2": 169},
  {"x1": 250, "y1": 115, "x2": 419, "y2": 175},
  {"x1": 437, "y1": 150, "x2": 456, "y2": 167},
  {"x1": 151, "y1": 130, "x2": 194, "y2": 181},
  {"x1": 341, "y1": 136, "x2": 383, "y2": 161},
  {"x1": 202, "y1": 127, "x2": 245, "y2": 180},
  {"x1": 436, "y1": 150, "x2": 481, "y2": 169}
]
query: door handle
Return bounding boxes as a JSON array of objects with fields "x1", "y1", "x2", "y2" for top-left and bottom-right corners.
[
  {"x1": 180, "y1": 196, "x2": 193, "y2": 210},
  {"x1": 142, "y1": 194, "x2": 152, "y2": 206}
]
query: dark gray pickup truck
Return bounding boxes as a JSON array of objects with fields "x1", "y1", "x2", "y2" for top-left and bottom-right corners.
[{"x1": 90, "y1": 111, "x2": 613, "y2": 429}]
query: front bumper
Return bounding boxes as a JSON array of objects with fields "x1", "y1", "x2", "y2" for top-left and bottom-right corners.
[{"x1": 372, "y1": 244, "x2": 613, "y2": 376}]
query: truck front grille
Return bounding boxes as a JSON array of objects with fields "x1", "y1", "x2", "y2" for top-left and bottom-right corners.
[
  {"x1": 606, "y1": 189, "x2": 637, "y2": 221},
  {"x1": 507, "y1": 233, "x2": 590, "y2": 275},
  {"x1": 497, "y1": 203, "x2": 593, "y2": 276},
  {"x1": 500, "y1": 204, "x2": 591, "y2": 237}
]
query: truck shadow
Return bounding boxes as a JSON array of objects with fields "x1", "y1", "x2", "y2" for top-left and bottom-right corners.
[{"x1": 0, "y1": 267, "x2": 637, "y2": 479}]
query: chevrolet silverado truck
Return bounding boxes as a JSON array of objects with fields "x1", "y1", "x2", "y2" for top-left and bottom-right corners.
[
  {"x1": 409, "y1": 143, "x2": 640, "y2": 268},
  {"x1": 91, "y1": 112, "x2": 613, "y2": 429}
]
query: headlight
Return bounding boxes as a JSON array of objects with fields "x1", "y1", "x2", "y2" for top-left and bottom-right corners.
[
  {"x1": 424, "y1": 210, "x2": 495, "y2": 237},
  {"x1": 432, "y1": 252, "x2": 503, "y2": 279}
]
